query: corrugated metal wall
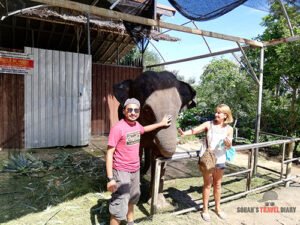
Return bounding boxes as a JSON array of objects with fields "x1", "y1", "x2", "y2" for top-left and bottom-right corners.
[
  {"x1": 92, "y1": 64, "x2": 142, "y2": 135},
  {"x1": 24, "y1": 47, "x2": 91, "y2": 148},
  {"x1": 0, "y1": 74, "x2": 24, "y2": 148}
]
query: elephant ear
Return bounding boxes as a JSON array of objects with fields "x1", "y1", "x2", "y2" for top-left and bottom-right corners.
[
  {"x1": 113, "y1": 79, "x2": 133, "y2": 106},
  {"x1": 178, "y1": 81, "x2": 196, "y2": 109}
]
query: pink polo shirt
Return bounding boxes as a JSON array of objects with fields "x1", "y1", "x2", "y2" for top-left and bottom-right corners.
[{"x1": 108, "y1": 119, "x2": 145, "y2": 172}]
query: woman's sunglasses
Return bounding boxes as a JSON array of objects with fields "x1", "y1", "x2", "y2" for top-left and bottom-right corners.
[{"x1": 126, "y1": 108, "x2": 140, "y2": 113}]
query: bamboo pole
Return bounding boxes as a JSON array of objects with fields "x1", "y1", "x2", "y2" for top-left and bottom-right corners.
[{"x1": 31, "y1": 0, "x2": 264, "y2": 47}]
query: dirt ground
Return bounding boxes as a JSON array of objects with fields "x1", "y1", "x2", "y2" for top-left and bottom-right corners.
[{"x1": 1, "y1": 136, "x2": 299, "y2": 225}]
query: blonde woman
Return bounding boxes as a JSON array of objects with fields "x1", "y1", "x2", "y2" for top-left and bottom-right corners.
[{"x1": 178, "y1": 104, "x2": 233, "y2": 222}]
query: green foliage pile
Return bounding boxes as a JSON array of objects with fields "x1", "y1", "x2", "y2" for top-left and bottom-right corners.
[{"x1": 3, "y1": 153, "x2": 44, "y2": 175}]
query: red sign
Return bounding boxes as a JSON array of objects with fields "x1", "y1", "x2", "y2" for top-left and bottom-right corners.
[
  {"x1": 0, "y1": 57, "x2": 34, "y2": 69},
  {"x1": 0, "y1": 51, "x2": 34, "y2": 75}
]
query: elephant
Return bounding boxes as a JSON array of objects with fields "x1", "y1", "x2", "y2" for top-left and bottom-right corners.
[{"x1": 113, "y1": 70, "x2": 196, "y2": 207}]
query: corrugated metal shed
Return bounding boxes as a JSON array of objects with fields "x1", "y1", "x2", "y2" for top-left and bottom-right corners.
[{"x1": 24, "y1": 47, "x2": 91, "y2": 148}]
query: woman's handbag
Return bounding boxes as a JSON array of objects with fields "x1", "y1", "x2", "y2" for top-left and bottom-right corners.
[{"x1": 198, "y1": 148, "x2": 216, "y2": 172}]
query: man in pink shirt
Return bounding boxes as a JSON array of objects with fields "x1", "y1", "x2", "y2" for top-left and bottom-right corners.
[{"x1": 106, "y1": 98, "x2": 172, "y2": 225}]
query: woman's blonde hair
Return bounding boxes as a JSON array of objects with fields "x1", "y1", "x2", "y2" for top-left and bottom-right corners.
[{"x1": 215, "y1": 104, "x2": 234, "y2": 124}]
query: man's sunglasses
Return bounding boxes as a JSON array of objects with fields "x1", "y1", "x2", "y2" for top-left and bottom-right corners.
[{"x1": 126, "y1": 108, "x2": 140, "y2": 113}]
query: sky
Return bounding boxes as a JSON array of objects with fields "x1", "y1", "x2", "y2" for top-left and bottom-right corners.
[{"x1": 147, "y1": 0, "x2": 269, "y2": 82}]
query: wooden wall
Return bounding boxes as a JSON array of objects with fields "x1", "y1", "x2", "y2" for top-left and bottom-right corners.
[
  {"x1": 0, "y1": 62, "x2": 142, "y2": 148},
  {"x1": 0, "y1": 74, "x2": 24, "y2": 148},
  {"x1": 92, "y1": 64, "x2": 142, "y2": 135}
]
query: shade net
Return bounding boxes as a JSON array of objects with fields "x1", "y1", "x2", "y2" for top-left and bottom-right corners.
[
  {"x1": 168, "y1": 0, "x2": 300, "y2": 21},
  {"x1": 109, "y1": 0, "x2": 154, "y2": 53}
]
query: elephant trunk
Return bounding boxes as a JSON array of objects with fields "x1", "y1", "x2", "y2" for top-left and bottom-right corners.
[
  {"x1": 153, "y1": 119, "x2": 178, "y2": 158},
  {"x1": 144, "y1": 87, "x2": 182, "y2": 158}
]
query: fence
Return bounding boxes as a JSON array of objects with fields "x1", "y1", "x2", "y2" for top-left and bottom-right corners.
[{"x1": 150, "y1": 137, "x2": 300, "y2": 215}]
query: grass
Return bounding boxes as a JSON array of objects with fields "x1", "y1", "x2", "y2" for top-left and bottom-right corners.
[{"x1": 0, "y1": 144, "x2": 289, "y2": 225}]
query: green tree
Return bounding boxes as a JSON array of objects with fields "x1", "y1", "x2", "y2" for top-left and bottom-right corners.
[
  {"x1": 247, "y1": 2, "x2": 300, "y2": 137},
  {"x1": 120, "y1": 46, "x2": 165, "y2": 71},
  {"x1": 197, "y1": 58, "x2": 257, "y2": 123},
  {"x1": 178, "y1": 58, "x2": 258, "y2": 133}
]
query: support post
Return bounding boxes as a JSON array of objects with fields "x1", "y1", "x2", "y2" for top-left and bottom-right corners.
[
  {"x1": 246, "y1": 148, "x2": 254, "y2": 191},
  {"x1": 280, "y1": 143, "x2": 286, "y2": 179},
  {"x1": 285, "y1": 142, "x2": 295, "y2": 187},
  {"x1": 253, "y1": 47, "x2": 264, "y2": 176},
  {"x1": 150, "y1": 159, "x2": 161, "y2": 215}
]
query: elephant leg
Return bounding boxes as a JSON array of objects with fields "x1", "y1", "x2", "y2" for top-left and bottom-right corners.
[{"x1": 140, "y1": 147, "x2": 151, "y2": 175}]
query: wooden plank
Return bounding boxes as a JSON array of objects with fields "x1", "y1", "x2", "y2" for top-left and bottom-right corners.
[
  {"x1": 0, "y1": 73, "x2": 24, "y2": 148},
  {"x1": 263, "y1": 35, "x2": 300, "y2": 47},
  {"x1": 32, "y1": 0, "x2": 263, "y2": 47}
]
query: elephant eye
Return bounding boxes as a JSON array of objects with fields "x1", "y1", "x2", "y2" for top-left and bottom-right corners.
[{"x1": 141, "y1": 105, "x2": 156, "y2": 123}]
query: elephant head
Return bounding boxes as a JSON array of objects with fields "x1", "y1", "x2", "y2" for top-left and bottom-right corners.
[{"x1": 113, "y1": 71, "x2": 196, "y2": 157}]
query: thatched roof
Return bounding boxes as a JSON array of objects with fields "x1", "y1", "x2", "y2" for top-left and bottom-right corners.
[{"x1": 0, "y1": 2, "x2": 179, "y2": 64}]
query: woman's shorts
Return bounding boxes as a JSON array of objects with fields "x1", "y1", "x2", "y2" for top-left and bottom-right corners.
[
  {"x1": 215, "y1": 163, "x2": 226, "y2": 170},
  {"x1": 109, "y1": 169, "x2": 140, "y2": 221}
]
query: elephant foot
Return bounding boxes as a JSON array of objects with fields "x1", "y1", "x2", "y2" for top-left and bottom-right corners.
[{"x1": 148, "y1": 193, "x2": 172, "y2": 209}]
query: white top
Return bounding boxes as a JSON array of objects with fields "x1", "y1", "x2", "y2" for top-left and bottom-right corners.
[{"x1": 207, "y1": 121, "x2": 229, "y2": 164}]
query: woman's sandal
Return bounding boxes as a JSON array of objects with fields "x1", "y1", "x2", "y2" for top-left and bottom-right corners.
[
  {"x1": 216, "y1": 211, "x2": 227, "y2": 220},
  {"x1": 201, "y1": 212, "x2": 211, "y2": 222}
]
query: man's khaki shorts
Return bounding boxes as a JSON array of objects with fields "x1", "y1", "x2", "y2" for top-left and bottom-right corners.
[{"x1": 109, "y1": 169, "x2": 140, "y2": 221}]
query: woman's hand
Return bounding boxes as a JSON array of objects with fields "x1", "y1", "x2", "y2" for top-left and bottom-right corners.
[
  {"x1": 224, "y1": 136, "x2": 232, "y2": 149},
  {"x1": 178, "y1": 128, "x2": 185, "y2": 137}
]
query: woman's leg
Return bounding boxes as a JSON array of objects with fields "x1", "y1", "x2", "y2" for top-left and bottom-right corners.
[
  {"x1": 202, "y1": 170, "x2": 213, "y2": 213},
  {"x1": 212, "y1": 167, "x2": 224, "y2": 213}
]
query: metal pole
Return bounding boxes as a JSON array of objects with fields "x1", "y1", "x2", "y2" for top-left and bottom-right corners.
[
  {"x1": 253, "y1": 47, "x2": 264, "y2": 176},
  {"x1": 236, "y1": 42, "x2": 260, "y2": 85},
  {"x1": 146, "y1": 47, "x2": 241, "y2": 68},
  {"x1": 86, "y1": 13, "x2": 91, "y2": 55},
  {"x1": 278, "y1": 0, "x2": 294, "y2": 36},
  {"x1": 109, "y1": 0, "x2": 122, "y2": 10}
]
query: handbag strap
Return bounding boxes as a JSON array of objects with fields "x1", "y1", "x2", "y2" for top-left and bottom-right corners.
[{"x1": 206, "y1": 121, "x2": 213, "y2": 149}]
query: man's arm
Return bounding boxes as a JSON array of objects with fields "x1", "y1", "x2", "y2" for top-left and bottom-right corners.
[
  {"x1": 143, "y1": 115, "x2": 172, "y2": 133},
  {"x1": 106, "y1": 146, "x2": 117, "y2": 193}
]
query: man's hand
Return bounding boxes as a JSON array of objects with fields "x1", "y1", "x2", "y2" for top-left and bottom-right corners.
[
  {"x1": 161, "y1": 114, "x2": 172, "y2": 127},
  {"x1": 107, "y1": 180, "x2": 117, "y2": 193}
]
